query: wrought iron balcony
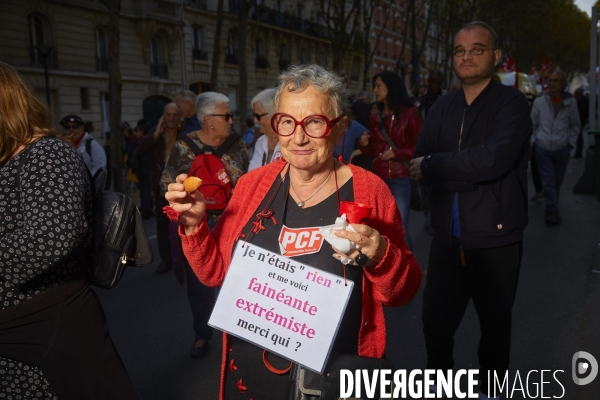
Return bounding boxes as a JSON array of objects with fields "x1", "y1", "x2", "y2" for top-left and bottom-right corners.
[
  {"x1": 192, "y1": 48, "x2": 208, "y2": 61},
  {"x1": 97, "y1": 57, "x2": 109, "y2": 72},
  {"x1": 225, "y1": 53, "x2": 238, "y2": 65},
  {"x1": 29, "y1": 46, "x2": 58, "y2": 69},
  {"x1": 150, "y1": 63, "x2": 169, "y2": 79},
  {"x1": 255, "y1": 55, "x2": 269, "y2": 69}
]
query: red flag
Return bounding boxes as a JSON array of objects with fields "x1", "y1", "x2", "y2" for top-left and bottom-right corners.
[
  {"x1": 502, "y1": 55, "x2": 517, "y2": 72},
  {"x1": 541, "y1": 57, "x2": 552, "y2": 75}
]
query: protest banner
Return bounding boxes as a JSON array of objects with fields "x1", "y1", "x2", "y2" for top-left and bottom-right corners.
[{"x1": 208, "y1": 240, "x2": 353, "y2": 373}]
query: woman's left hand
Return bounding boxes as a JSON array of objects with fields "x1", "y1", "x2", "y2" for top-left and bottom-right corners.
[
  {"x1": 332, "y1": 224, "x2": 387, "y2": 268},
  {"x1": 381, "y1": 148, "x2": 395, "y2": 161}
]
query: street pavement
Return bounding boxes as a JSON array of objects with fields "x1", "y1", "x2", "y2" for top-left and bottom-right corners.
[{"x1": 95, "y1": 154, "x2": 600, "y2": 400}]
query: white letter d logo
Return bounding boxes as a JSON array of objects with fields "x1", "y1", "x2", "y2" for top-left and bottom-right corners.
[{"x1": 572, "y1": 351, "x2": 598, "y2": 385}]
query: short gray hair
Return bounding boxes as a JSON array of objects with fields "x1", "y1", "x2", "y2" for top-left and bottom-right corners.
[
  {"x1": 196, "y1": 92, "x2": 230, "y2": 121},
  {"x1": 251, "y1": 88, "x2": 278, "y2": 115},
  {"x1": 275, "y1": 65, "x2": 348, "y2": 116},
  {"x1": 177, "y1": 90, "x2": 197, "y2": 103},
  {"x1": 551, "y1": 70, "x2": 568, "y2": 88},
  {"x1": 457, "y1": 21, "x2": 499, "y2": 50}
]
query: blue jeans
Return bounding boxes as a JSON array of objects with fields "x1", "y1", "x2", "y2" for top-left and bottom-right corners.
[
  {"x1": 384, "y1": 177, "x2": 412, "y2": 250},
  {"x1": 534, "y1": 143, "x2": 571, "y2": 215}
]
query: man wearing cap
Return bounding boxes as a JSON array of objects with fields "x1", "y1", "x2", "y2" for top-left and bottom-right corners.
[{"x1": 60, "y1": 114, "x2": 107, "y2": 176}]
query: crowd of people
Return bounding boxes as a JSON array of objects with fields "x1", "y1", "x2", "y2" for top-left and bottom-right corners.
[{"x1": 0, "y1": 18, "x2": 590, "y2": 400}]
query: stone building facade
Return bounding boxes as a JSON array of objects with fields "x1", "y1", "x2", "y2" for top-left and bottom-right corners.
[
  {"x1": 0, "y1": 0, "x2": 368, "y2": 140},
  {"x1": 370, "y1": 0, "x2": 430, "y2": 95}
]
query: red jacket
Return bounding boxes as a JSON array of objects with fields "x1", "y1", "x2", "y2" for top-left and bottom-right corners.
[
  {"x1": 359, "y1": 106, "x2": 422, "y2": 179},
  {"x1": 180, "y1": 160, "x2": 422, "y2": 400}
]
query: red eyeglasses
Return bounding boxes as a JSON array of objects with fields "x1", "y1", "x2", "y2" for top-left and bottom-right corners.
[{"x1": 271, "y1": 113, "x2": 342, "y2": 138}]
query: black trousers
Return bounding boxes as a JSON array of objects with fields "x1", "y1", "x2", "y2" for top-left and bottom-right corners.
[
  {"x1": 0, "y1": 277, "x2": 137, "y2": 399},
  {"x1": 531, "y1": 151, "x2": 542, "y2": 194},
  {"x1": 422, "y1": 237, "x2": 522, "y2": 395}
]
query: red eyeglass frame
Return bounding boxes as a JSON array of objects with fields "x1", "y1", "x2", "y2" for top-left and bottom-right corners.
[{"x1": 270, "y1": 113, "x2": 342, "y2": 138}]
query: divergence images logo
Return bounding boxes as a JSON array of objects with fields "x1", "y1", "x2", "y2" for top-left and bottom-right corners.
[{"x1": 572, "y1": 351, "x2": 598, "y2": 386}]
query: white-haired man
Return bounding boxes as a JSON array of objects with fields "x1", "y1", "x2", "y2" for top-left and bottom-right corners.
[
  {"x1": 531, "y1": 70, "x2": 580, "y2": 225},
  {"x1": 176, "y1": 90, "x2": 201, "y2": 135}
]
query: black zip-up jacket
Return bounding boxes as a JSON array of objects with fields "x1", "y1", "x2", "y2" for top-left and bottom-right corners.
[{"x1": 415, "y1": 79, "x2": 532, "y2": 250}]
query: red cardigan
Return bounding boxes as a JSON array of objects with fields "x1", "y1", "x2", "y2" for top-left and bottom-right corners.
[{"x1": 180, "y1": 160, "x2": 421, "y2": 399}]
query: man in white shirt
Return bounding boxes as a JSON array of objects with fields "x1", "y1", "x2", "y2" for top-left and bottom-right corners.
[{"x1": 60, "y1": 114, "x2": 107, "y2": 176}]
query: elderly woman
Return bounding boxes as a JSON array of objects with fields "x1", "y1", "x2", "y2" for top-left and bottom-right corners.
[
  {"x1": 161, "y1": 92, "x2": 248, "y2": 359},
  {"x1": 248, "y1": 88, "x2": 282, "y2": 171},
  {"x1": 0, "y1": 62, "x2": 137, "y2": 398},
  {"x1": 165, "y1": 65, "x2": 420, "y2": 399}
]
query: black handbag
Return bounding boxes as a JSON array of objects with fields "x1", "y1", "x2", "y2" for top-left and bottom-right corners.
[
  {"x1": 400, "y1": 162, "x2": 429, "y2": 213},
  {"x1": 289, "y1": 355, "x2": 394, "y2": 400},
  {"x1": 17, "y1": 143, "x2": 153, "y2": 290},
  {"x1": 86, "y1": 168, "x2": 153, "y2": 289}
]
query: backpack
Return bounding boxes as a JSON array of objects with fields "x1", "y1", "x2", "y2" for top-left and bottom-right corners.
[
  {"x1": 181, "y1": 134, "x2": 239, "y2": 215},
  {"x1": 86, "y1": 168, "x2": 154, "y2": 289}
]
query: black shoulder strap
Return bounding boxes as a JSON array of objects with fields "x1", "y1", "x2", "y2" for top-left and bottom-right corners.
[
  {"x1": 85, "y1": 138, "x2": 93, "y2": 156},
  {"x1": 181, "y1": 134, "x2": 204, "y2": 156},
  {"x1": 214, "y1": 132, "x2": 240, "y2": 158},
  {"x1": 377, "y1": 113, "x2": 398, "y2": 151},
  {"x1": 181, "y1": 132, "x2": 241, "y2": 159}
]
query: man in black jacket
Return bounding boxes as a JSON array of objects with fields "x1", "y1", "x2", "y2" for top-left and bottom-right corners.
[{"x1": 410, "y1": 21, "x2": 532, "y2": 400}]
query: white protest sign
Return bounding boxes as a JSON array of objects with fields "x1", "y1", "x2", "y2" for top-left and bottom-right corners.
[{"x1": 208, "y1": 240, "x2": 353, "y2": 373}]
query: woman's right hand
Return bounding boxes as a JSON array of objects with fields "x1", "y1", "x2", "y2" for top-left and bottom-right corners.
[
  {"x1": 359, "y1": 132, "x2": 370, "y2": 147},
  {"x1": 165, "y1": 173, "x2": 207, "y2": 235}
]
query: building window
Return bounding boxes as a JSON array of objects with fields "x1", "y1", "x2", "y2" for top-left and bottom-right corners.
[
  {"x1": 255, "y1": 38, "x2": 268, "y2": 68},
  {"x1": 80, "y1": 88, "x2": 91, "y2": 110},
  {"x1": 279, "y1": 43, "x2": 290, "y2": 71},
  {"x1": 226, "y1": 29, "x2": 238, "y2": 65},
  {"x1": 228, "y1": 86, "x2": 238, "y2": 114},
  {"x1": 28, "y1": 13, "x2": 57, "y2": 68},
  {"x1": 351, "y1": 57, "x2": 360, "y2": 81},
  {"x1": 300, "y1": 48, "x2": 308, "y2": 64},
  {"x1": 229, "y1": 0, "x2": 240, "y2": 13},
  {"x1": 192, "y1": 25, "x2": 208, "y2": 60},
  {"x1": 189, "y1": 0, "x2": 207, "y2": 9},
  {"x1": 150, "y1": 37, "x2": 168, "y2": 79},
  {"x1": 96, "y1": 28, "x2": 108, "y2": 72},
  {"x1": 318, "y1": 53, "x2": 326, "y2": 68}
]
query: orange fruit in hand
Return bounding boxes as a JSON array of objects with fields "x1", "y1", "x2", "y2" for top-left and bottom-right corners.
[{"x1": 183, "y1": 176, "x2": 202, "y2": 193}]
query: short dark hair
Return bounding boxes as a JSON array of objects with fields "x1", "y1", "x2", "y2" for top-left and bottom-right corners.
[
  {"x1": 245, "y1": 117, "x2": 254, "y2": 128},
  {"x1": 457, "y1": 21, "x2": 499, "y2": 49}
]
